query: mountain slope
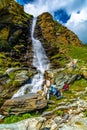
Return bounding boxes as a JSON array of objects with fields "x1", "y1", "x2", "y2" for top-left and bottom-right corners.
[
  {"x1": 0, "y1": 0, "x2": 83, "y2": 69},
  {"x1": 36, "y1": 12, "x2": 82, "y2": 68},
  {"x1": 37, "y1": 12, "x2": 82, "y2": 46}
]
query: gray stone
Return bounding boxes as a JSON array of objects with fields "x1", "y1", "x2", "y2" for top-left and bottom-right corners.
[{"x1": 1, "y1": 93, "x2": 47, "y2": 115}]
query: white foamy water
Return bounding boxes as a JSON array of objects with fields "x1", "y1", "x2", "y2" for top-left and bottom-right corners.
[
  {"x1": 30, "y1": 17, "x2": 50, "y2": 93},
  {"x1": 31, "y1": 17, "x2": 49, "y2": 73},
  {"x1": 12, "y1": 17, "x2": 50, "y2": 98},
  {"x1": 12, "y1": 84, "x2": 32, "y2": 99}
]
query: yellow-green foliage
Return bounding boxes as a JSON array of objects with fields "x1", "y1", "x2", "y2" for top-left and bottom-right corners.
[
  {"x1": 13, "y1": 80, "x2": 20, "y2": 87},
  {"x1": 0, "y1": 53, "x2": 6, "y2": 58},
  {"x1": 0, "y1": 27, "x2": 10, "y2": 40},
  {"x1": 13, "y1": 44, "x2": 24, "y2": 53},
  {"x1": 54, "y1": 21, "x2": 81, "y2": 46},
  {"x1": 84, "y1": 110, "x2": 87, "y2": 117},
  {"x1": 70, "y1": 78, "x2": 87, "y2": 91},
  {"x1": 6, "y1": 107, "x2": 11, "y2": 113},
  {"x1": 68, "y1": 45, "x2": 87, "y2": 62},
  {"x1": 5, "y1": 73, "x2": 16, "y2": 88},
  {"x1": 0, "y1": 53, "x2": 11, "y2": 69},
  {"x1": 11, "y1": 62, "x2": 20, "y2": 67},
  {"x1": 8, "y1": 73, "x2": 15, "y2": 80},
  {"x1": 38, "y1": 13, "x2": 55, "y2": 43},
  {"x1": 0, "y1": 0, "x2": 6, "y2": 9},
  {"x1": 56, "y1": 110, "x2": 63, "y2": 116},
  {"x1": 0, "y1": 0, "x2": 32, "y2": 24},
  {"x1": 0, "y1": 52, "x2": 21, "y2": 69}
]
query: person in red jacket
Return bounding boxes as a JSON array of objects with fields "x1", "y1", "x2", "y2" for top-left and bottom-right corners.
[{"x1": 63, "y1": 82, "x2": 69, "y2": 91}]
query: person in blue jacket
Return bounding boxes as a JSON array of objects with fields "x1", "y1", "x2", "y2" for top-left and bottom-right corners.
[{"x1": 50, "y1": 83, "x2": 63, "y2": 99}]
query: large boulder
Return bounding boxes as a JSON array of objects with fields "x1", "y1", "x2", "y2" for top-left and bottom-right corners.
[{"x1": 1, "y1": 93, "x2": 47, "y2": 115}]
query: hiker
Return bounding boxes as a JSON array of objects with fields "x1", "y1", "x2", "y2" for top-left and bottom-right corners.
[
  {"x1": 42, "y1": 72, "x2": 52, "y2": 100},
  {"x1": 50, "y1": 83, "x2": 63, "y2": 99},
  {"x1": 72, "y1": 59, "x2": 77, "y2": 69},
  {"x1": 56, "y1": 89, "x2": 63, "y2": 99},
  {"x1": 63, "y1": 82, "x2": 69, "y2": 91},
  {"x1": 50, "y1": 84, "x2": 57, "y2": 96}
]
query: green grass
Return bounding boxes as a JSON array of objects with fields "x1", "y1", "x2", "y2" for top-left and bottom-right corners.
[
  {"x1": 3, "y1": 114, "x2": 31, "y2": 124},
  {"x1": 63, "y1": 78, "x2": 87, "y2": 100},
  {"x1": 56, "y1": 110, "x2": 64, "y2": 116},
  {"x1": 84, "y1": 110, "x2": 87, "y2": 117},
  {"x1": 68, "y1": 45, "x2": 87, "y2": 62},
  {"x1": 70, "y1": 78, "x2": 87, "y2": 91},
  {"x1": 3, "y1": 112, "x2": 40, "y2": 124}
]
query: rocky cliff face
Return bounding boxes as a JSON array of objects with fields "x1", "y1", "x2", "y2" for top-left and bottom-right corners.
[
  {"x1": 35, "y1": 12, "x2": 82, "y2": 68},
  {"x1": 37, "y1": 12, "x2": 82, "y2": 46},
  {"x1": 0, "y1": 0, "x2": 33, "y2": 68}
]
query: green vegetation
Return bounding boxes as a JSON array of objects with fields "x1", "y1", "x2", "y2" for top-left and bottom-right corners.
[
  {"x1": 84, "y1": 110, "x2": 87, "y2": 117},
  {"x1": 68, "y1": 45, "x2": 87, "y2": 62},
  {"x1": 3, "y1": 112, "x2": 40, "y2": 124},
  {"x1": 0, "y1": 53, "x2": 12, "y2": 71},
  {"x1": 70, "y1": 78, "x2": 87, "y2": 91},
  {"x1": 63, "y1": 78, "x2": 87, "y2": 100},
  {"x1": 56, "y1": 110, "x2": 63, "y2": 116},
  {"x1": 13, "y1": 80, "x2": 20, "y2": 87},
  {"x1": 6, "y1": 107, "x2": 11, "y2": 113}
]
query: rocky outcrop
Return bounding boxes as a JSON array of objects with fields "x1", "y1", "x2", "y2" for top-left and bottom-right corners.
[
  {"x1": 0, "y1": 0, "x2": 33, "y2": 67},
  {"x1": 0, "y1": 67, "x2": 35, "y2": 107},
  {"x1": 37, "y1": 12, "x2": 82, "y2": 46},
  {"x1": 35, "y1": 13, "x2": 82, "y2": 68},
  {"x1": 1, "y1": 93, "x2": 47, "y2": 115}
]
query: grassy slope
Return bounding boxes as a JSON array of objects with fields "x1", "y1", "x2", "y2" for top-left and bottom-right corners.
[{"x1": 68, "y1": 45, "x2": 87, "y2": 62}]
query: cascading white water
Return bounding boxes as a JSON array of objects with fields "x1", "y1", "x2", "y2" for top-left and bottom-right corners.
[
  {"x1": 12, "y1": 17, "x2": 49, "y2": 98},
  {"x1": 31, "y1": 17, "x2": 49, "y2": 73},
  {"x1": 31, "y1": 17, "x2": 50, "y2": 93}
]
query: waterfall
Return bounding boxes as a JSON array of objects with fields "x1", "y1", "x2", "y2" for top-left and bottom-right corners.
[
  {"x1": 31, "y1": 17, "x2": 50, "y2": 93},
  {"x1": 12, "y1": 17, "x2": 50, "y2": 98},
  {"x1": 31, "y1": 17, "x2": 49, "y2": 73}
]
